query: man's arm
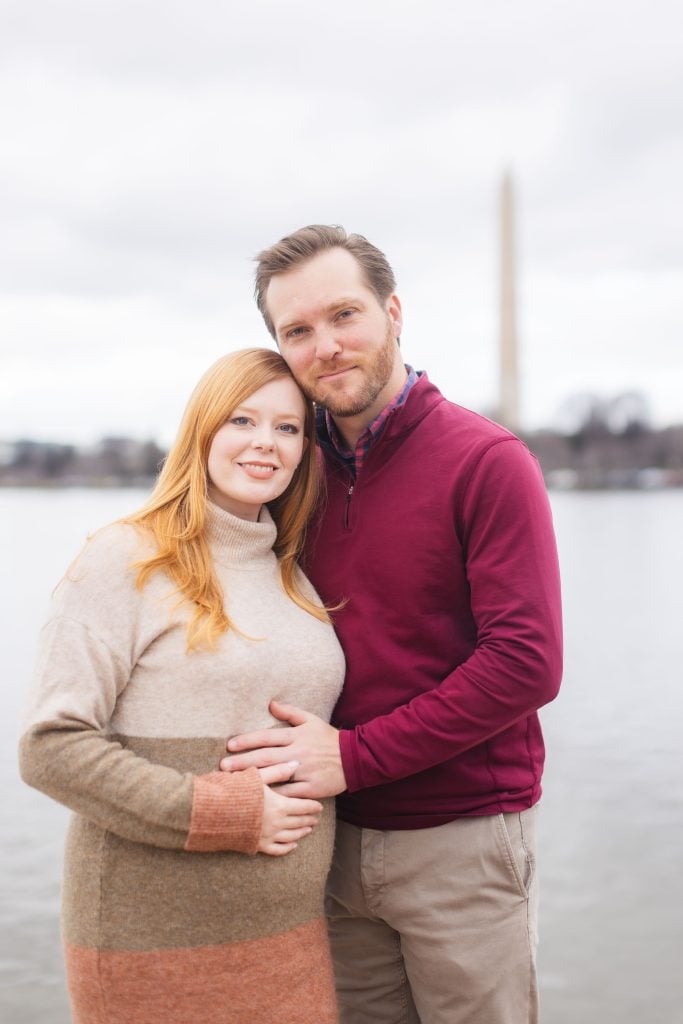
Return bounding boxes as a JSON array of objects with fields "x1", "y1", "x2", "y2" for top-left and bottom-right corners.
[{"x1": 222, "y1": 440, "x2": 562, "y2": 799}]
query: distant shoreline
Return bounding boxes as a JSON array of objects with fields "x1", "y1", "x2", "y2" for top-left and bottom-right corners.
[
  {"x1": 2, "y1": 422, "x2": 683, "y2": 491},
  {"x1": 1, "y1": 476, "x2": 682, "y2": 493},
  {"x1": 0, "y1": 478, "x2": 156, "y2": 490}
]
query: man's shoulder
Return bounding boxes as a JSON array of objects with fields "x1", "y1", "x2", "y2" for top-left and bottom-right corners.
[
  {"x1": 409, "y1": 377, "x2": 519, "y2": 446},
  {"x1": 434, "y1": 398, "x2": 509, "y2": 434}
]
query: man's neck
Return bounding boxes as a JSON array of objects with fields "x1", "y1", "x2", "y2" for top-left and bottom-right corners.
[{"x1": 331, "y1": 414, "x2": 370, "y2": 451}]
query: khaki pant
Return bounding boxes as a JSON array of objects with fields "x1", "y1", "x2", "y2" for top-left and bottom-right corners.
[{"x1": 325, "y1": 808, "x2": 539, "y2": 1024}]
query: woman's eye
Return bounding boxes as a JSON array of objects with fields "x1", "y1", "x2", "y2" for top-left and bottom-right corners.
[
  {"x1": 229, "y1": 416, "x2": 250, "y2": 426},
  {"x1": 278, "y1": 423, "x2": 299, "y2": 434}
]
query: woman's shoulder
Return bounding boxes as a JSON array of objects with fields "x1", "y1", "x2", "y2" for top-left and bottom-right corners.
[
  {"x1": 70, "y1": 521, "x2": 155, "y2": 575},
  {"x1": 53, "y1": 521, "x2": 157, "y2": 613}
]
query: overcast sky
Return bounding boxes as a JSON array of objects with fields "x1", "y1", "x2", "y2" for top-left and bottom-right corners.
[{"x1": 1, "y1": 0, "x2": 681, "y2": 445}]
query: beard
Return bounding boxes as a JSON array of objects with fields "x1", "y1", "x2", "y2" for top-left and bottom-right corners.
[{"x1": 307, "y1": 319, "x2": 398, "y2": 418}]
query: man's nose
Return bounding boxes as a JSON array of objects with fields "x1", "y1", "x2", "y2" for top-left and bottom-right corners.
[{"x1": 315, "y1": 333, "x2": 343, "y2": 360}]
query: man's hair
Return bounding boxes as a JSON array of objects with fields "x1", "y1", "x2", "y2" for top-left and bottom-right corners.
[{"x1": 254, "y1": 224, "x2": 397, "y2": 338}]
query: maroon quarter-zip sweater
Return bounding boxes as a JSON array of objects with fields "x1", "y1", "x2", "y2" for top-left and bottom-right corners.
[{"x1": 304, "y1": 374, "x2": 563, "y2": 829}]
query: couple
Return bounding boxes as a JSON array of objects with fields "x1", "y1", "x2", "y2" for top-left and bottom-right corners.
[{"x1": 20, "y1": 225, "x2": 563, "y2": 1024}]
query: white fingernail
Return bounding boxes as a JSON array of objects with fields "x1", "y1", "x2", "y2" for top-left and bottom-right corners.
[{"x1": 288, "y1": 760, "x2": 300, "y2": 769}]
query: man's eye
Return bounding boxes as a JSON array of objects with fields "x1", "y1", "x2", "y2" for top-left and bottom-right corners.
[
  {"x1": 337, "y1": 309, "x2": 355, "y2": 320},
  {"x1": 286, "y1": 326, "x2": 308, "y2": 340}
]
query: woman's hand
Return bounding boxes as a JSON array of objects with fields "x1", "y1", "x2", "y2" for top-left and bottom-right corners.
[{"x1": 256, "y1": 762, "x2": 323, "y2": 856}]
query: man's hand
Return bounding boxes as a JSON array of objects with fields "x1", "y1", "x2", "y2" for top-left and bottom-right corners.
[
  {"x1": 221, "y1": 701, "x2": 347, "y2": 799},
  {"x1": 257, "y1": 762, "x2": 323, "y2": 857}
]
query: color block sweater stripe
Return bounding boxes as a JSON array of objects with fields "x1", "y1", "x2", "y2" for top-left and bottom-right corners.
[{"x1": 19, "y1": 504, "x2": 345, "y2": 1022}]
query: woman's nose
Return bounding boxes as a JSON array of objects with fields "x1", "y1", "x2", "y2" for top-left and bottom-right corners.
[{"x1": 253, "y1": 432, "x2": 275, "y2": 451}]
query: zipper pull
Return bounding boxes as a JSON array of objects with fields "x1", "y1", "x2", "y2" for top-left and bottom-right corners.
[{"x1": 345, "y1": 484, "x2": 354, "y2": 527}]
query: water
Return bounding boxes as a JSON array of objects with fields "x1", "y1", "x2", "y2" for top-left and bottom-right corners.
[{"x1": 1, "y1": 488, "x2": 682, "y2": 1023}]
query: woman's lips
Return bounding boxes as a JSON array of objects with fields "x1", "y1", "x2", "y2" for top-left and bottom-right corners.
[{"x1": 238, "y1": 462, "x2": 278, "y2": 477}]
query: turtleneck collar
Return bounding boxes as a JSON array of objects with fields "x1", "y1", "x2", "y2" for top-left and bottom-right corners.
[{"x1": 205, "y1": 502, "x2": 278, "y2": 569}]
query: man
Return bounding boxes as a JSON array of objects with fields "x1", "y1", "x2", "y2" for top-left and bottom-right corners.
[{"x1": 221, "y1": 225, "x2": 563, "y2": 1023}]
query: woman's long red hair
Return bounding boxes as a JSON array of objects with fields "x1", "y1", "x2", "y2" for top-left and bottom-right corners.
[{"x1": 124, "y1": 348, "x2": 327, "y2": 650}]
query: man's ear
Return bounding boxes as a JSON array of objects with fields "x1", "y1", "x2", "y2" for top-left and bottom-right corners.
[{"x1": 386, "y1": 293, "x2": 403, "y2": 339}]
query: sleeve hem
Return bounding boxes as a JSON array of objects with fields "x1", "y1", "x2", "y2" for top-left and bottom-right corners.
[
  {"x1": 339, "y1": 729, "x2": 363, "y2": 793},
  {"x1": 184, "y1": 767, "x2": 264, "y2": 854}
]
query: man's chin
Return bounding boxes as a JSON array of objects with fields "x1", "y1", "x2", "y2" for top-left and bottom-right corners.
[
  {"x1": 323, "y1": 400, "x2": 382, "y2": 420},
  {"x1": 312, "y1": 372, "x2": 388, "y2": 418},
  {"x1": 310, "y1": 383, "x2": 362, "y2": 416},
  {"x1": 310, "y1": 385, "x2": 360, "y2": 416},
  {"x1": 324, "y1": 401, "x2": 367, "y2": 418}
]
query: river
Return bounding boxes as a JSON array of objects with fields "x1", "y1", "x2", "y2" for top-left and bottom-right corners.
[{"x1": 1, "y1": 488, "x2": 681, "y2": 1023}]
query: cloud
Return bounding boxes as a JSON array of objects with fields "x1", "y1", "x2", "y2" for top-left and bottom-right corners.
[{"x1": 1, "y1": 0, "x2": 681, "y2": 439}]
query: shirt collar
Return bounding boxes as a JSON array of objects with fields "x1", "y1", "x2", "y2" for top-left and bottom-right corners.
[{"x1": 321, "y1": 365, "x2": 420, "y2": 468}]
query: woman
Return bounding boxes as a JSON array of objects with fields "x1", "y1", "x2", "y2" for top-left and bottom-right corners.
[{"x1": 19, "y1": 348, "x2": 345, "y2": 1024}]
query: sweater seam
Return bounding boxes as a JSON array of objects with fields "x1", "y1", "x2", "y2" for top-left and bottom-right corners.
[
  {"x1": 96, "y1": 829, "x2": 109, "y2": 1018},
  {"x1": 43, "y1": 614, "x2": 130, "y2": 672},
  {"x1": 523, "y1": 715, "x2": 535, "y2": 783},
  {"x1": 458, "y1": 435, "x2": 527, "y2": 512}
]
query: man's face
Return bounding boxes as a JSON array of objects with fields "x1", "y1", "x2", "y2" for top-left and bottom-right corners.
[{"x1": 265, "y1": 247, "x2": 404, "y2": 421}]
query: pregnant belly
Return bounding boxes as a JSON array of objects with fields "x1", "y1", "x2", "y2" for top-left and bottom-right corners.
[{"x1": 62, "y1": 803, "x2": 335, "y2": 951}]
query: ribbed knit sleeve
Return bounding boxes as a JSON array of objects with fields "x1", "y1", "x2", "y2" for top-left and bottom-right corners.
[
  {"x1": 186, "y1": 770, "x2": 264, "y2": 853},
  {"x1": 19, "y1": 614, "x2": 264, "y2": 853}
]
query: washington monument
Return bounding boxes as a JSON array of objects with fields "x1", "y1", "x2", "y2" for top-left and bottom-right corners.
[{"x1": 499, "y1": 170, "x2": 520, "y2": 432}]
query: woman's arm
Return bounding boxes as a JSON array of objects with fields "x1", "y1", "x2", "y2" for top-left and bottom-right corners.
[
  {"x1": 19, "y1": 614, "x2": 269, "y2": 852},
  {"x1": 19, "y1": 528, "x2": 322, "y2": 855}
]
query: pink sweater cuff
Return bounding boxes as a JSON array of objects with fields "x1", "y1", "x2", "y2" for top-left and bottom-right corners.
[{"x1": 184, "y1": 768, "x2": 264, "y2": 854}]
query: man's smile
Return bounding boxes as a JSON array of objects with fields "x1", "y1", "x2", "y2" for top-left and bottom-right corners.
[{"x1": 317, "y1": 366, "x2": 357, "y2": 382}]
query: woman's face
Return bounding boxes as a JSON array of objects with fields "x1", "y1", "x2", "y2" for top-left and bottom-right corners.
[{"x1": 207, "y1": 376, "x2": 307, "y2": 521}]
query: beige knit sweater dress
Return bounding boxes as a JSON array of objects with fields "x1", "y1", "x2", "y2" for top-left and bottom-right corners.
[{"x1": 19, "y1": 503, "x2": 345, "y2": 1024}]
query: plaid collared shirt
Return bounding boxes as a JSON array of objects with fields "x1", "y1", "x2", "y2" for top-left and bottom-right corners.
[{"x1": 322, "y1": 365, "x2": 420, "y2": 477}]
